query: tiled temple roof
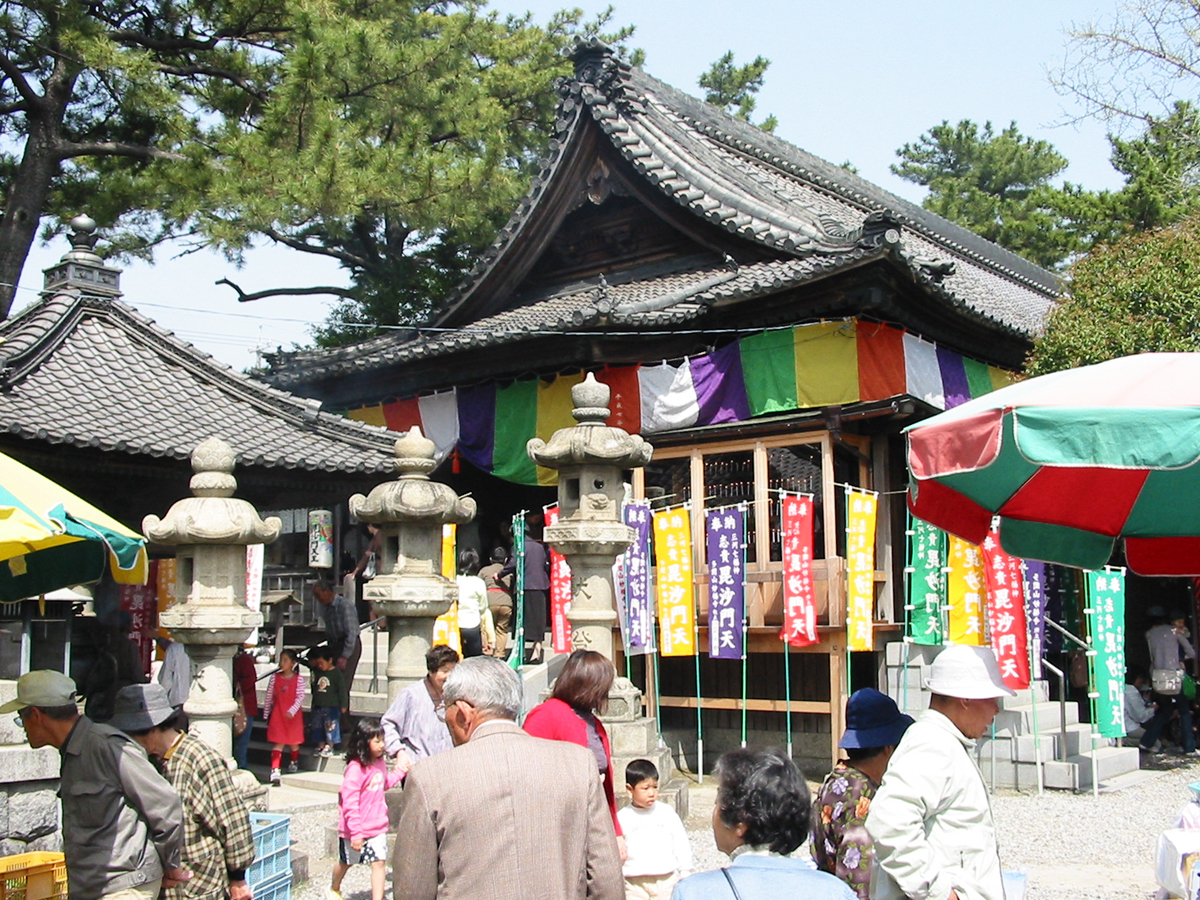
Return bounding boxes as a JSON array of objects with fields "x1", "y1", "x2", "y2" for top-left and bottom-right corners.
[
  {"x1": 267, "y1": 41, "x2": 1058, "y2": 390},
  {"x1": 0, "y1": 291, "x2": 397, "y2": 474}
]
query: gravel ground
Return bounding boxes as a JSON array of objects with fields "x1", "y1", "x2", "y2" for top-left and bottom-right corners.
[{"x1": 276, "y1": 754, "x2": 1200, "y2": 900}]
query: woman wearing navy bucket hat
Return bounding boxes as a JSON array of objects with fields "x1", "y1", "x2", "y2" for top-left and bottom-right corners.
[{"x1": 813, "y1": 689, "x2": 914, "y2": 900}]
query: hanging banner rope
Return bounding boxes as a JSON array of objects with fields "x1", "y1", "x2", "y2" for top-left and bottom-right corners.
[
  {"x1": 653, "y1": 505, "x2": 697, "y2": 657},
  {"x1": 544, "y1": 504, "x2": 573, "y2": 654},
  {"x1": 622, "y1": 501, "x2": 654, "y2": 656},
  {"x1": 845, "y1": 488, "x2": 878, "y2": 652},
  {"x1": 781, "y1": 493, "x2": 817, "y2": 648},
  {"x1": 981, "y1": 525, "x2": 1031, "y2": 691},
  {"x1": 1087, "y1": 567, "x2": 1127, "y2": 739},
  {"x1": 906, "y1": 516, "x2": 945, "y2": 646},
  {"x1": 1022, "y1": 560, "x2": 1048, "y2": 680},
  {"x1": 946, "y1": 536, "x2": 986, "y2": 645},
  {"x1": 705, "y1": 505, "x2": 746, "y2": 660}
]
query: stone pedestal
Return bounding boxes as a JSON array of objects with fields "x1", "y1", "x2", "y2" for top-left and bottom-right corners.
[
  {"x1": 351, "y1": 429, "x2": 475, "y2": 702},
  {"x1": 144, "y1": 438, "x2": 280, "y2": 757}
]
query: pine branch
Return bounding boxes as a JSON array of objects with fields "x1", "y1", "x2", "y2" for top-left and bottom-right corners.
[
  {"x1": 56, "y1": 141, "x2": 185, "y2": 161},
  {"x1": 216, "y1": 278, "x2": 356, "y2": 302}
]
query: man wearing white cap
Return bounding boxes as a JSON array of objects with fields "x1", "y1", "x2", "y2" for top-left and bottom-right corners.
[
  {"x1": 1, "y1": 670, "x2": 189, "y2": 900},
  {"x1": 865, "y1": 645, "x2": 1014, "y2": 900}
]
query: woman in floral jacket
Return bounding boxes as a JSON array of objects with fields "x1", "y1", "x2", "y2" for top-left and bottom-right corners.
[{"x1": 813, "y1": 689, "x2": 913, "y2": 900}]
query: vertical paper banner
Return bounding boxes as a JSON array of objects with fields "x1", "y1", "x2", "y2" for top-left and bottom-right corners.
[
  {"x1": 845, "y1": 489, "x2": 878, "y2": 652},
  {"x1": 705, "y1": 507, "x2": 745, "y2": 659},
  {"x1": 308, "y1": 509, "x2": 333, "y2": 568},
  {"x1": 545, "y1": 505, "x2": 573, "y2": 653},
  {"x1": 622, "y1": 502, "x2": 653, "y2": 655},
  {"x1": 507, "y1": 513, "x2": 525, "y2": 671},
  {"x1": 156, "y1": 558, "x2": 178, "y2": 640},
  {"x1": 981, "y1": 528, "x2": 1031, "y2": 690},
  {"x1": 907, "y1": 517, "x2": 945, "y2": 645},
  {"x1": 441, "y1": 524, "x2": 457, "y2": 580},
  {"x1": 653, "y1": 507, "x2": 696, "y2": 657},
  {"x1": 119, "y1": 561, "x2": 158, "y2": 676},
  {"x1": 245, "y1": 544, "x2": 264, "y2": 647},
  {"x1": 946, "y1": 537, "x2": 986, "y2": 645},
  {"x1": 781, "y1": 494, "x2": 817, "y2": 647},
  {"x1": 1023, "y1": 560, "x2": 1047, "y2": 680},
  {"x1": 1087, "y1": 569, "x2": 1127, "y2": 739},
  {"x1": 1044, "y1": 565, "x2": 1064, "y2": 653}
]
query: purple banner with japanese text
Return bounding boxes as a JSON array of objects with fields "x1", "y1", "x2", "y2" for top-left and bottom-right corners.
[
  {"x1": 622, "y1": 501, "x2": 653, "y2": 654},
  {"x1": 706, "y1": 506, "x2": 745, "y2": 659},
  {"x1": 1022, "y1": 560, "x2": 1047, "y2": 680}
]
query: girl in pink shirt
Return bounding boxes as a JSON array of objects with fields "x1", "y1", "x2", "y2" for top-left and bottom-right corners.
[{"x1": 331, "y1": 718, "x2": 406, "y2": 900}]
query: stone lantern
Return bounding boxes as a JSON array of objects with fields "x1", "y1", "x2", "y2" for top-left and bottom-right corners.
[
  {"x1": 143, "y1": 438, "x2": 280, "y2": 757},
  {"x1": 350, "y1": 428, "x2": 476, "y2": 702},
  {"x1": 526, "y1": 372, "x2": 653, "y2": 661}
]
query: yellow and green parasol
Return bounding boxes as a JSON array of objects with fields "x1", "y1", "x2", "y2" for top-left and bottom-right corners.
[{"x1": 0, "y1": 451, "x2": 147, "y2": 602}]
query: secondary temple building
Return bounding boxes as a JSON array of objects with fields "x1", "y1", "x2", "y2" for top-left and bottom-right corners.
[{"x1": 266, "y1": 42, "x2": 1060, "y2": 771}]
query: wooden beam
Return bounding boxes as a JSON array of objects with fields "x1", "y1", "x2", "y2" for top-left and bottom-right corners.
[{"x1": 659, "y1": 695, "x2": 831, "y2": 714}]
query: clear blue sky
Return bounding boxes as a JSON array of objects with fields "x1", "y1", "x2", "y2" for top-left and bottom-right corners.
[{"x1": 17, "y1": 1, "x2": 1134, "y2": 369}]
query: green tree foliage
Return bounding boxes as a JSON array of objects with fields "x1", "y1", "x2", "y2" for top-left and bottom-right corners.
[
  {"x1": 891, "y1": 120, "x2": 1096, "y2": 268},
  {"x1": 698, "y1": 51, "x2": 777, "y2": 133},
  {"x1": 1107, "y1": 101, "x2": 1200, "y2": 230},
  {"x1": 0, "y1": 0, "x2": 633, "y2": 340},
  {"x1": 1027, "y1": 219, "x2": 1200, "y2": 375}
]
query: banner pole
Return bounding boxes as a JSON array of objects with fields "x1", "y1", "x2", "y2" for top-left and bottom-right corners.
[
  {"x1": 784, "y1": 639, "x2": 793, "y2": 760},
  {"x1": 1025, "y1": 564, "x2": 1045, "y2": 796},
  {"x1": 1084, "y1": 573, "x2": 1100, "y2": 800}
]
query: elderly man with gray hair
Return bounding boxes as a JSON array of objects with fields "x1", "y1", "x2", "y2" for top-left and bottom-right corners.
[{"x1": 393, "y1": 656, "x2": 623, "y2": 900}]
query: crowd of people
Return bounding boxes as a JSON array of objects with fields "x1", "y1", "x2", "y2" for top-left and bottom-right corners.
[{"x1": 4, "y1": 640, "x2": 1022, "y2": 900}]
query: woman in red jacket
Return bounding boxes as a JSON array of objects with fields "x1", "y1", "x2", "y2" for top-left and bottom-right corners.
[{"x1": 523, "y1": 649, "x2": 626, "y2": 860}]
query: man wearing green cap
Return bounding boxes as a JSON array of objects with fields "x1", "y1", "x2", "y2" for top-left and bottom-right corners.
[{"x1": 2, "y1": 669, "x2": 189, "y2": 900}]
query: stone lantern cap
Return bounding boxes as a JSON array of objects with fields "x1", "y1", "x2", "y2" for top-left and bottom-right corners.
[
  {"x1": 142, "y1": 437, "x2": 282, "y2": 544},
  {"x1": 349, "y1": 427, "x2": 476, "y2": 525},
  {"x1": 527, "y1": 373, "x2": 653, "y2": 470}
]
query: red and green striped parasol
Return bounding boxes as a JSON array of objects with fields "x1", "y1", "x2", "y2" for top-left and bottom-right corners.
[{"x1": 905, "y1": 352, "x2": 1200, "y2": 575}]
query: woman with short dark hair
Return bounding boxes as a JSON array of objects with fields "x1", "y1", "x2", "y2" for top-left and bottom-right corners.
[
  {"x1": 671, "y1": 749, "x2": 856, "y2": 899},
  {"x1": 524, "y1": 649, "x2": 625, "y2": 858}
]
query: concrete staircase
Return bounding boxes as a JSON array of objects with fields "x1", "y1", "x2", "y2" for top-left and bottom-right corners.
[{"x1": 882, "y1": 642, "x2": 1142, "y2": 791}]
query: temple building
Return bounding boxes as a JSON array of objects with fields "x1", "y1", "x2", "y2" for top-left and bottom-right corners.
[{"x1": 266, "y1": 42, "x2": 1059, "y2": 771}]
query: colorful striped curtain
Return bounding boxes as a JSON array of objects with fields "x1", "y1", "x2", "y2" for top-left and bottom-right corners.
[{"x1": 345, "y1": 318, "x2": 1017, "y2": 486}]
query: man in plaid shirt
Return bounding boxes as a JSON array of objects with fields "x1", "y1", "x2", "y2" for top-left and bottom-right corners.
[{"x1": 113, "y1": 684, "x2": 256, "y2": 900}]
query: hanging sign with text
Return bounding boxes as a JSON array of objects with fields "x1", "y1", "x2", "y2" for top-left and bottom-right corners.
[
  {"x1": 907, "y1": 517, "x2": 945, "y2": 646},
  {"x1": 622, "y1": 501, "x2": 653, "y2": 655},
  {"x1": 1088, "y1": 568, "x2": 1127, "y2": 739},
  {"x1": 845, "y1": 489, "x2": 878, "y2": 652},
  {"x1": 981, "y1": 527, "x2": 1031, "y2": 691},
  {"x1": 653, "y1": 507, "x2": 696, "y2": 657},
  {"x1": 544, "y1": 505, "x2": 573, "y2": 654},
  {"x1": 706, "y1": 506, "x2": 746, "y2": 660},
  {"x1": 781, "y1": 493, "x2": 817, "y2": 648},
  {"x1": 946, "y1": 536, "x2": 986, "y2": 646}
]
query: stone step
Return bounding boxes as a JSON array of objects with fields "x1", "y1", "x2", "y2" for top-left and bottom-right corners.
[
  {"x1": 1007, "y1": 723, "x2": 1094, "y2": 762},
  {"x1": 1000, "y1": 681, "x2": 1051, "y2": 707},
  {"x1": 280, "y1": 770, "x2": 343, "y2": 794},
  {"x1": 993, "y1": 702, "x2": 1079, "y2": 735},
  {"x1": 884, "y1": 641, "x2": 940, "y2": 667},
  {"x1": 1043, "y1": 746, "x2": 1141, "y2": 790}
]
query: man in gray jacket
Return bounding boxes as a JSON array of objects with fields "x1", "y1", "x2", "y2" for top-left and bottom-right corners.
[{"x1": 2, "y1": 670, "x2": 188, "y2": 900}]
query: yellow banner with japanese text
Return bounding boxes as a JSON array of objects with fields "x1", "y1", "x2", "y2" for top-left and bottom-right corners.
[
  {"x1": 441, "y1": 524, "x2": 457, "y2": 580},
  {"x1": 653, "y1": 507, "x2": 696, "y2": 657},
  {"x1": 946, "y1": 536, "x2": 986, "y2": 645},
  {"x1": 845, "y1": 489, "x2": 878, "y2": 651}
]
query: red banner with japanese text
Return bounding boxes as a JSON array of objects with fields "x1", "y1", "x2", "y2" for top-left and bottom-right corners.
[
  {"x1": 846, "y1": 489, "x2": 878, "y2": 652},
  {"x1": 781, "y1": 494, "x2": 817, "y2": 647},
  {"x1": 653, "y1": 506, "x2": 696, "y2": 657},
  {"x1": 120, "y1": 559, "x2": 159, "y2": 677},
  {"x1": 545, "y1": 505, "x2": 573, "y2": 653},
  {"x1": 981, "y1": 527, "x2": 1031, "y2": 690}
]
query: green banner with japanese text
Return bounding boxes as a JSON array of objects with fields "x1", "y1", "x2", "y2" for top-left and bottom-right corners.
[
  {"x1": 1087, "y1": 568, "x2": 1127, "y2": 739},
  {"x1": 907, "y1": 516, "x2": 945, "y2": 645}
]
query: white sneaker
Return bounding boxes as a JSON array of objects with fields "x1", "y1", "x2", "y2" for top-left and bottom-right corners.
[
  {"x1": 270, "y1": 767, "x2": 281, "y2": 785},
  {"x1": 327, "y1": 890, "x2": 343, "y2": 900}
]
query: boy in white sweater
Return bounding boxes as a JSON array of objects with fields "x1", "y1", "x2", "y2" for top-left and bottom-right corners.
[{"x1": 616, "y1": 758, "x2": 692, "y2": 900}]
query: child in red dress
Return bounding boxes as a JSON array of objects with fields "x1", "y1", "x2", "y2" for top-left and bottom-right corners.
[{"x1": 264, "y1": 648, "x2": 306, "y2": 785}]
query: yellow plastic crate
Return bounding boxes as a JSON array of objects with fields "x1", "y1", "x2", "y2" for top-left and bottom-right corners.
[{"x1": 0, "y1": 852, "x2": 67, "y2": 900}]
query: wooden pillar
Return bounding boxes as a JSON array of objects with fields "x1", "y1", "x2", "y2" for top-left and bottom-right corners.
[{"x1": 828, "y1": 633, "x2": 846, "y2": 766}]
